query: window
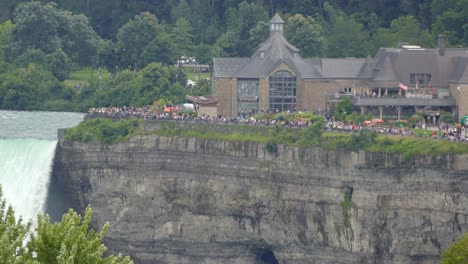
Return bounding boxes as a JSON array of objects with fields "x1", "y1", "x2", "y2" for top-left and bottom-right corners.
[
  {"x1": 269, "y1": 71, "x2": 296, "y2": 112},
  {"x1": 211, "y1": 79, "x2": 217, "y2": 96},
  {"x1": 237, "y1": 79, "x2": 259, "y2": 114},
  {"x1": 410, "y1": 73, "x2": 431, "y2": 85}
]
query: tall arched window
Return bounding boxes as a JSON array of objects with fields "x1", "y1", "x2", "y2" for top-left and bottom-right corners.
[{"x1": 269, "y1": 71, "x2": 296, "y2": 112}]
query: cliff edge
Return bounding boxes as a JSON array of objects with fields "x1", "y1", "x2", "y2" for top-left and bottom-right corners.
[{"x1": 48, "y1": 135, "x2": 468, "y2": 264}]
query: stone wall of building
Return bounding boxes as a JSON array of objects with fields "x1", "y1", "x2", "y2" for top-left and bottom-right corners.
[
  {"x1": 259, "y1": 79, "x2": 269, "y2": 112},
  {"x1": 214, "y1": 78, "x2": 237, "y2": 117},
  {"x1": 301, "y1": 79, "x2": 357, "y2": 112},
  {"x1": 450, "y1": 83, "x2": 468, "y2": 120}
]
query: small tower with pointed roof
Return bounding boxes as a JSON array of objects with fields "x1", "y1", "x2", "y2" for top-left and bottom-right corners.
[{"x1": 269, "y1": 13, "x2": 284, "y2": 35}]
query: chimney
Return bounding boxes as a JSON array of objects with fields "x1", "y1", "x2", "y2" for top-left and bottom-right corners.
[{"x1": 438, "y1": 34, "x2": 446, "y2": 56}]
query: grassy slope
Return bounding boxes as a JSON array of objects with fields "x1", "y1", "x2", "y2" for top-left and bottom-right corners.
[
  {"x1": 64, "y1": 68, "x2": 110, "y2": 88},
  {"x1": 182, "y1": 66, "x2": 210, "y2": 82}
]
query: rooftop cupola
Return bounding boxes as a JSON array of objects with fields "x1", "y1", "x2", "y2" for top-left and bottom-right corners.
[{"x1": 269, "y1": 13, "x2": 284, "y2": 35}]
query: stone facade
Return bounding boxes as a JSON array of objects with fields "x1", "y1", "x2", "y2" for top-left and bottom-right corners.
[
  {"x1": 450, "y1": 84, "x2": 468, "y2": 120},
  {"x1": 214, "y1": 78, "x2": 236, "y2": 117}
]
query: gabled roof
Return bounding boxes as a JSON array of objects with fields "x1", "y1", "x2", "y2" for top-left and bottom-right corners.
[
  {"x1": 212, "y1": 58, "x2": 249, "y2": 78},
  {"x1": 373, "y1": 55, "x2": 398, "y2": 81},
  {"x1": 460, "y1": 66, "x2": 468, "y2": 83},
  {"x1": 319, "y1": 58, "x2": 367, "y2": 78},
  {"x1": 269, "y1": 13, "x2": 284, "y2": 24},
  {"x1": 357, "y1": 55, "x2": 375, "y2": 79},
  {"x1": 233, "y1": 32, "x2": 322, "y2": 78},
  {"x1": 372, "y1": 47, "x2": 468, "y2": 86},
  {"x1": 450, "y1": 57, "x2": 468, "y2": 83}
]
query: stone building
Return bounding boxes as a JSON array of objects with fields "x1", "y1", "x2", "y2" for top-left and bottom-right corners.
[{"x1": 212, "y1": 14, "x2": 468, "y2": 121}]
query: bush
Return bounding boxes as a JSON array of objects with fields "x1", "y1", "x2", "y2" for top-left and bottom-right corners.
[
  {"x1": 65, "y1": 118, "x2": 141, "y2": 144},
  {"x1": 265, "y1": 140, "x2": 278, "y2": 154},
  {"x1": 440, "y1": 233, "x2": 468, "y2": 264},
  {"x1": 439, "y1": 111, "x2": 455, "y2": 124},
  {"x1": 344, "y1": 129, "x2": 377, "y2": 151},
  {"x1": 408, "y1": 114, "x2": 424, "y2": 127}
]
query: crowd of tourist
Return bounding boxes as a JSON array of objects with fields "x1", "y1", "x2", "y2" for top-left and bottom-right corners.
[{"x1": 87, "y1": 106, "x2": 468, "y2": 143}]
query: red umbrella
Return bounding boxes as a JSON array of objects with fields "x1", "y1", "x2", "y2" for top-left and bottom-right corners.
[{"x1": 372, "y1": 118, "x2": 384, "y2": 124}]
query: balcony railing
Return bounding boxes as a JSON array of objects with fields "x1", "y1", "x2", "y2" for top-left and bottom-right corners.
[{"x1": 351, "y1": 97, "x2": 456, "y2": 107}]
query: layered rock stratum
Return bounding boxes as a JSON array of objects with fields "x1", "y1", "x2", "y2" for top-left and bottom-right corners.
[{"x1": 49, "y1": 133, "x2": 468, "y2": 264}]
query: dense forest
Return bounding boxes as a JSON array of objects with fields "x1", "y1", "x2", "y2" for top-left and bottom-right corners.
[{"x1": 0, "y1": 0, "x2": 466, "y2": 112}]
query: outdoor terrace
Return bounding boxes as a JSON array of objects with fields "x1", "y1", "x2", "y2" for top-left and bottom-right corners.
[{"x1": 352, "y1": 97, "x2": 456, "y2": 107}]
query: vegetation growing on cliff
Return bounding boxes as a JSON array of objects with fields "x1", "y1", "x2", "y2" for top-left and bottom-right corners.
[
  {"x1": 65, "y1": 118, "x2": 468, "y2": 158},
  {"x1": 0, "y1": 187, "x2": 133, "y2": 263},
  {"x1": 441, "y1": 232, "x2": 468, "y2": 264},
  {"x1": 339, "y1": 187, "x2": 357, "y2": 248},
  {"x1": 65, "y1": 118, "x2": 141, "y2": 144}
]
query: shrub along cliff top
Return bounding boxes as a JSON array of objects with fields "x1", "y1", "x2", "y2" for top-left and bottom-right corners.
[{"x1": 64, "y1": 118, "x2": 468, "y2": 160}]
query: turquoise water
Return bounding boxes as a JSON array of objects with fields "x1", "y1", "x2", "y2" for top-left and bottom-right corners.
[{"x1": 0, "y1": 110, "x2": 83, "y2": 222}]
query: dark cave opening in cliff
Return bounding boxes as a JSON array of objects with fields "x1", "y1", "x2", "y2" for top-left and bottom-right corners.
[{"x1": 256, "y1": 249, "x2": 279, "y2": 264}]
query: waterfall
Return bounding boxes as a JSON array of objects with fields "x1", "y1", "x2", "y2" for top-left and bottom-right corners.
[{"x1": 0, "y1": 138, "x2": 57, "y2": 222}]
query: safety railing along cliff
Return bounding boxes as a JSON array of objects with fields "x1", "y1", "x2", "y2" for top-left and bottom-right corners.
[{"x1": 352, "y1": 97, "x2": 456, "y2": 107}]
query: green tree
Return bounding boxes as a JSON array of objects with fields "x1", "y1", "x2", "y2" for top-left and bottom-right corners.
[
  {"x1": 0, "y1": 64, "x2": 74, "y2": 111},
  {"x1": 12, "y1": 49, "x2": 48, "y2": 69},
  {"x1": 117, "y1": 12, "x2": 163, "y2": 71},
  {"x1": 27, "y1": 207, "x2": 132, "y2": 264},
  {"x1": 430, "y1": 0, "x2": 458, "y2": 21},
  {"x1": 193, "y1": 43, "x2": 213, "y2": 64},
  {"x1": 142, "y1": 33, "x2": 178, "y2": 66},
  {"x1": 440, "y1": 232, "x2": 468, "y2": 264},
  {"x1": 170, "y1": 18, "x2": 194, "y2": 59},
  {"x1": 10, "y1": 2, "x2": 62, "y2": 55},
  {"x1": 11, "y1": 47, "x2": 73, "y2": 82},
  {"x1": 372, "y1": 16, "x2": 433, "y2": 49},
  {"x1": 218, "y1": 1, "x2": 268, "y2": 56},
  {"x1": 10, "y1": 2, "x2": 100, "y2": 67},
  {"x1": 247, "y1": 20, "x2": 268, "y2": 51},
  {"x1": 0, "y1": 187, "x2": 31, "y2": 263},
  {"x1": 212, "y1": 31, "x2": 238, "y2": 57},
  {"x1": 58, "y1": 12, "x2": 101, "y2": 67},
  {"x1": 285, "y1": 14, "x2": 325, "y2": 57},
  {"x1": 0, "y1": 20, "x2": 13, "y2": 71},
  {"x1": 46, "y1": 48, "x2": 73, "y2": 81},
  {"x1": 97, "y1": 39, "x2": 120, "y2": 75},
  {"x1": 326, "y1": 16, "x2": 370, "y2": 57},
  {"x1": 334, "y1": 97, "x2": 353, "y2": 121},
  {"x1": 432, "y1": 0, "x2": 468, "y2": 46},
  {"x1": 92, "y1": 70, "x2": 137, "y2": 107},
  {"x1": 0, "y1": 186, "x2": 133, "y2": 264},
  {"x1": 170, "y1": 0, "x2": 191, "y2": 23},
  {"x1": 132, "y1": 62, "x2": 171, "y2": 106}
]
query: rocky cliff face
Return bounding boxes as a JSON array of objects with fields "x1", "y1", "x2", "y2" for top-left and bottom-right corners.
[{"x1": 49, "y1": 135, "x2": 468, "y2": 264}]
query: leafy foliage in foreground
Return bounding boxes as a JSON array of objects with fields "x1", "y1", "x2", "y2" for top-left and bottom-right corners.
[
  {"x1": 0, "y1": 188, "x2": 31, "y2": 263},
  {"x1": 440, "y1": 232, "x2": 468, "y2": 264},
  {"x1": 0, "y1": 187, "x2": 132, "y2": 263}
]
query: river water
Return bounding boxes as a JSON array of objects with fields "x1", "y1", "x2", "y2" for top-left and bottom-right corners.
[{"x1": 0, "y1": 110, "x2": 84, "y2": 222}]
